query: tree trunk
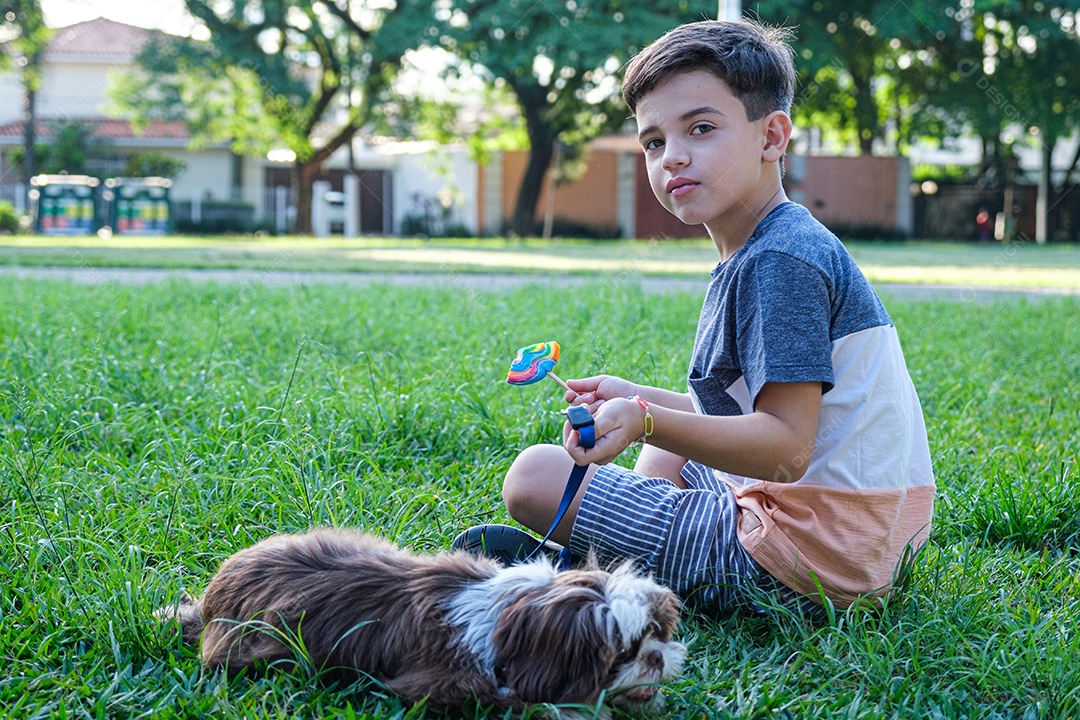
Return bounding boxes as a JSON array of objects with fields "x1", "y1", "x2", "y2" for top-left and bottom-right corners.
[
  {"x1": 21, "y1": 85, "x2": 36, "y2": 183},
  {"x1": 509, "y1": 137, "x2": 554, "y2": 237},
  {"x1": 847, "y1": 60, "x2": 876, "y2": 156},
  {"x1": 1002, "y1": 154, "x2": 1018, "y2": 243},
  {"x1": 288, "y1": 124, "x2": 358, "y2": 235},
  {"x1": 507, "y1": 81, "x2": 556, "y2": 237},
  {"x1": 293, "y1": 159, "x2": 322, "y2": 236},
  {"x1": 978, "y1": 135, "x2": 994, "y2": 182}
]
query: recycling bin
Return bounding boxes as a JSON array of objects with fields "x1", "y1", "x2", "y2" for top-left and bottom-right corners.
[
  {"x1": 104, "y1": 177, "x2": 173, "y2": 235},
  {"x1": 30, "y1": 174, "x2": 100, "y2": 236}
]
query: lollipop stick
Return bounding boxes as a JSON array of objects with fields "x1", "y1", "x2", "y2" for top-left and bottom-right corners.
[{"x1": 546, "y1": 371, "x2": 575, "y2": 396}]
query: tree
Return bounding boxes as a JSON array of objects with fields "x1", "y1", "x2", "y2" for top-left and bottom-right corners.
[
  {"x1": 898, "y1": 1, "x2": 1080, "y2": 242},
  {"x1": 123, "y1": 151, "x2": 187, "y2": 178},
  {"x1": 406, "y1": 0, "x2": 716, "y2": 236},
  {"x1": 374, "y1": 51, "x2": 530, "y2": 167},
  {"x1": 0, "y1": 0, "x2": 50, "y2": 184},
  {"x1": 113, "y1": 0, "x2": 409, "y2": 234},
  {"x1": 982, "y1": 4, "x2": 1080, "y2": 243},
  {"x1": 758, "y1": 1, "x2": 1080, "y2": 241},
  {"x1": 27, "y1": 119, "x2": 107, "y2": 175},
  {"x1": 756, "y1": 0, "x2": 932, "y2": 155}
]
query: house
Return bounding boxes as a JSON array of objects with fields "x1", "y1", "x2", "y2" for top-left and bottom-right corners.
[
  {"x1": 0, "y1": 16, "x2": 435, "y2": 236},
  {"x1": 468, "y1": 140, "x2": 913, "y2": 240},
  {"x1": 0, "y1": 17, "x2": 253, "y2": 222}
]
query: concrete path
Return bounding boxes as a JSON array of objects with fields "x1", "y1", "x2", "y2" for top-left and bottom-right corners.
[{"x1": 1, "y1": 265, "x2": 1075, "y2": 302}]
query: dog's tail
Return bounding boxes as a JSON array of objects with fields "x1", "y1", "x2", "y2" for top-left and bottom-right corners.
[{"x1": 154, "y1": 592, "x2": 205, "y2": 645}]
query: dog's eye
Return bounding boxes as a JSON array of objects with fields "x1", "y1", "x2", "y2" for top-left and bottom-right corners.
[
  {"x1": 649, "y1": 620, "x2": 669, "y2": 641},
  {"x1": 614, "y1": 636, "x2": 643, "y2": 665}
]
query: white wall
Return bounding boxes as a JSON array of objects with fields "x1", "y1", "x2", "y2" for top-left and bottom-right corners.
[
  {"x1": 0, "y1": 73, "x2": 23, "y2": 124},
  {"x1": 242, "y1": 155, "x2": 266, "y2": 211},
  {"x1": 167, "y1": 150, "x2": 236, "y2": 200},
  {"x1": 0, "y1": 59, "x2": 126, "y2": 122},
  {"x1": 386, "y1": 145, "x2": 479, "y2": 235}
]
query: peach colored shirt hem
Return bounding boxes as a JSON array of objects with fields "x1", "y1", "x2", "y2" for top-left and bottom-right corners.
[{"x1": 722, "y1": 478, "x2": 936, "y2": 608}]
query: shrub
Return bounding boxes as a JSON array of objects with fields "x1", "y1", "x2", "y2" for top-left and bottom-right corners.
[
  {"x1": 172, "y1": 199, "x2": 257, "y2": 234},
  {"x1": 0, "y1": 201, "x2": 20, "y2": 234}
]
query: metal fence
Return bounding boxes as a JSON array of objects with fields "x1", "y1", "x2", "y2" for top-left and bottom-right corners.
[
  {"x1": 159, "y1": 187, "x2": 296, "y2": 234},
  {"x1": 0, "y1": 183, "x2": 28, "y2": 214}
]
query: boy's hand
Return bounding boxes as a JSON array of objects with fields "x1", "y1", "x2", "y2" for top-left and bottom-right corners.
[
  {"x1": 564, "y1": 375, "x2": 638, "y2": 414},
  {"x1": 562, "y1": 396, "x2": 644, "y2": 466}
]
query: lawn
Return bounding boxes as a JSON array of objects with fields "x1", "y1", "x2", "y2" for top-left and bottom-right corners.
[
  {"x1": 2, "y1": 276, "x2": 1078, "y2": 718},
  {"x1": 1, "y1": 233, "x2": 1079, "y2": 290}
]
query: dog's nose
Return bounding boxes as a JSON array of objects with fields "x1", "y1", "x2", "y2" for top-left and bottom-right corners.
[{"x1": 645, "y1": 649, "x2": 664, "y2": 671}]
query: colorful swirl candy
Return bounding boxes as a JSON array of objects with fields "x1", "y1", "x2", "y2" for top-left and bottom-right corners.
[{"x1": 506, "y1": 341, "x2": 571, "y2": 392}]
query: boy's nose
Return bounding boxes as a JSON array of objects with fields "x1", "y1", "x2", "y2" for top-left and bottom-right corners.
[{"x1": 661, "y1": 141, "x2": 690, "y2": 170}]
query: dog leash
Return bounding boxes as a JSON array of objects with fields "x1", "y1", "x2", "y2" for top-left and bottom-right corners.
[{"x1": 524, "y1": 406, "x2": 595, "y2": 568}]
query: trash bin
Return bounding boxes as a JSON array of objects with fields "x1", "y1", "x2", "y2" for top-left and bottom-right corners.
[
  {"x1": 103, "y1": 177, "x2": 173, "y2": 235},
  {"x1": 29, "y1": 174, "x2": 100, "y2": 236}
]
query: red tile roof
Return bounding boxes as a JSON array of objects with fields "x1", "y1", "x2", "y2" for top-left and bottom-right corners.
[
  {"x1": 45, "y1": 17, "x2": 161, "y2": 58},
  {"x1": 0, "y1": 118, "x2": 190, "y2": 142}
]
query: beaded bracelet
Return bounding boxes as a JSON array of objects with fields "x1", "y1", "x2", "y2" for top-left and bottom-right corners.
[{"x1": 632, "y1": 395, "x2": 654, "y2": 442}]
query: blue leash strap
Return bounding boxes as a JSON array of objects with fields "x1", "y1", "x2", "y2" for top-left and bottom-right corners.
[
  {"x1": 523, "y1": 405, "x2": 595, "y2": 567},
  {"x1": 524, "y1": 463, "x2": 588, "y2": 567}
]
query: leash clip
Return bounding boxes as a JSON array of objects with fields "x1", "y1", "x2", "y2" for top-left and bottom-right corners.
[{"x1": 562, "y1": 405, "x2": 595, "y2": 448}]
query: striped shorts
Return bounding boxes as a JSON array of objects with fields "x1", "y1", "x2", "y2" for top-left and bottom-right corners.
[{"x1": 568, "y1": 460, "x2": 765, "y2": 613}]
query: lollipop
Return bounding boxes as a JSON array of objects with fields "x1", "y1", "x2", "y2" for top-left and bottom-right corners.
[{"x1": 506, "y1": 341, "x2": 572, "y2": 393}]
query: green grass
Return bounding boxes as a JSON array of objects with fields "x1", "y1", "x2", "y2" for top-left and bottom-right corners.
[
  {"x1": 2, "y1": 277, "x2": 1078, "y2": 718},
  {"x1": 2, "y1": 234, "x2": 1079, "y2": 290}
]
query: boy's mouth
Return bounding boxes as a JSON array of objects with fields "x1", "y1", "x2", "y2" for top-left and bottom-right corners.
[{"x1": 666, "y1": 177, "x2": 699, "y2": 197}]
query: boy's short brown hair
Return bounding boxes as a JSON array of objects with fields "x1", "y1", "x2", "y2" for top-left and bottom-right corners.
[{"x1": 622, "y1": 19, "x2": 796, "y2": 121}]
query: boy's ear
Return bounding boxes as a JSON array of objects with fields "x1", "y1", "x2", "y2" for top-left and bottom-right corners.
[{"x1": 761, "y1": 111, "x2": 793, "y2": 164}]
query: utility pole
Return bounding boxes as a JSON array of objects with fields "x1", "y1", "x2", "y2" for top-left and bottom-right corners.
[{"x1": 720, "y1": 0, "x2": 742, "y2": 20}]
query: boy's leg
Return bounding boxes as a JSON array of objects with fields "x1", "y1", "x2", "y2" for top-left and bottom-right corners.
[
  {"x1": 571, "y1": 460, "x2": 764, "y2": 611},
  {"x1": 502, "y1": 444, "x2": 689, "y2": 547},
  {"x1": 489, "y1": 448, "x2": 765, "y2": 612},
  {"x1": 501, "y1": 444, "x2": 598, "y2": 547},
  {"x1": 633, "y1": 444, "x2": 690, "y2": 488}
]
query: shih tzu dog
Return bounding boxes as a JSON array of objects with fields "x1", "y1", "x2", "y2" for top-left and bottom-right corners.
[{"x1": 160, "y1": 529, "x2": 685, "y2": 717}]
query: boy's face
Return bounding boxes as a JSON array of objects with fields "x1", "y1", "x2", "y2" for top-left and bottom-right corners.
[{"x1": 635, "y1": 69, "x2": 780, "y2": 234}]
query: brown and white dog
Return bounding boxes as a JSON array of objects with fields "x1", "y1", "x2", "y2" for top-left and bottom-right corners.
[{"x1": 161, "y1": 529, "x2": 685, "y2": 717}]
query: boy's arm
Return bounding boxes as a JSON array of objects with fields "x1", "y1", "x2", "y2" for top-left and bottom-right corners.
[
  {"x1": 565, "y1": 381, "x2": 821, "y2": 483},
  {"x1": 565, "y1": 375, "x2": 696, "y2": 413}
]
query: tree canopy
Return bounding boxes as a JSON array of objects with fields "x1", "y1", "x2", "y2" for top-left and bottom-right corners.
[
  {"x1": 1, "y1": 0, "x2": 49, "y2": 183},
  {"x1": 394, "y1": 0, "x2": 714, "y2": 236},
  {"x1": 113, "y1": 0, "x2": 410, "y2": 234},
  {"x1": 757, "y1": 0, "x2": 1080, "y2": 241}
]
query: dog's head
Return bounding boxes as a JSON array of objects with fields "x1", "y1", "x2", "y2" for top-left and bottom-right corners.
[{"x1": 482, "y1": 560, "x2": 685, "y2": 711}]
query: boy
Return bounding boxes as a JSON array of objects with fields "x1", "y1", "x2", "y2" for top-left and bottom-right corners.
[{"x1": 454, "y1": 19, "x2": 935, "y2": 612}]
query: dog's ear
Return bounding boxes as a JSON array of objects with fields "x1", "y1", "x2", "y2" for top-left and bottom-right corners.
[
  {"x1": 492, "y1": 583, "x2": 618, "y2": 705},
  {"x1": 650, "y1": 586, "x2": 682, "y2": 642}
]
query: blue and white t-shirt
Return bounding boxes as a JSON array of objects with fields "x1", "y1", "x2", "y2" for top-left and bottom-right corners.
[{"x1": 687, "y1": 202, "x2": 935, "y2": 605}]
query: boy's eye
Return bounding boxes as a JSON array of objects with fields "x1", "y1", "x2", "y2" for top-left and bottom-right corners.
[
  {"x1": 690, "y1": 123, "x2": 714, "y2": 136},
  {"x1": 643, "y1": 137, "x2": 663, "y2": 151}
]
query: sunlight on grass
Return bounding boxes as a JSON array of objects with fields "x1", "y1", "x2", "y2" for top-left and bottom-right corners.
[
  {"x1": 339, "y1": 246, "x2": 713, "y2": 274},
  {"x1": 1, "y1": 234, "x2": 1079, "y2": 290},
  {"x1": 860, "y1": 263, "x2": 1080, "y2": 289}
]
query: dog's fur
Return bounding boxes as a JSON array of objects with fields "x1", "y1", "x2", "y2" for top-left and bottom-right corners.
[{"x1": 160, "y1": 529, "x2": 685, "y2": 715}]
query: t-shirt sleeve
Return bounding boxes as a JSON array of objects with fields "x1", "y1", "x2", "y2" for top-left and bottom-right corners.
[{"x1": 735, "y1": 250, "x2": 835, "y2": 403}]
